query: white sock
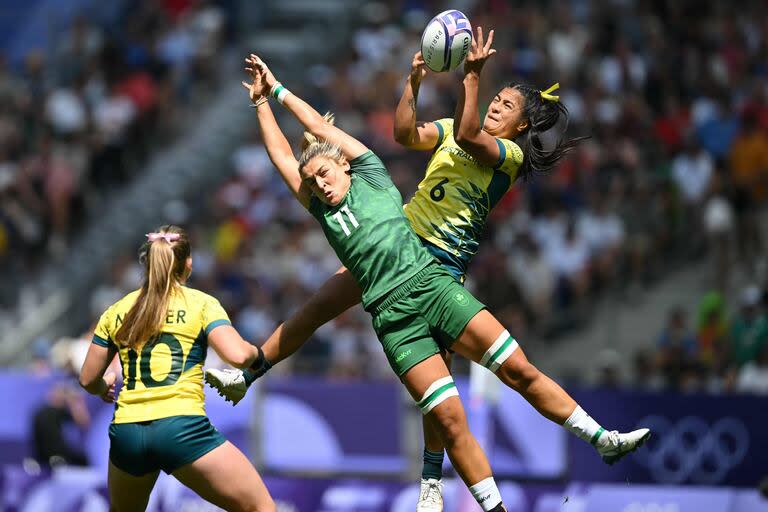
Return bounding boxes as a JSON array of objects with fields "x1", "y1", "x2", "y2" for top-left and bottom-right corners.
[
  {"x1": 563, "y1": 405, "x2": 607, "y2": 447},
  {"x1": 469, "y1": 477, "x2": 502, "y2": 511}
]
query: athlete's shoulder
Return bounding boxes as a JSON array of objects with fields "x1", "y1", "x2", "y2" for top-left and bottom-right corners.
[
  {"x1": 350, "y1": 150, "x2": 392, "y2": 189},
  {"x1": 433, "y1": 118, "x2": 454, "y2": 147},
  {"x1": 494, "y1": 137, "x2": 524, "y2": 176},
  {"x1": 178, "y1": 286, "x2": 219, "y2": 308},
  {"x1": 94, "y1": 289, "x2": 140, "y2": 343}
]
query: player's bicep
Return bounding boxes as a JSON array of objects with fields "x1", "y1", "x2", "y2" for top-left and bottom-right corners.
[
  {"x1": 400, "y1": 121, "x2": 441, "y2": 151},
  {"x1": 455, "y1": 131, "x2": 503, "y2": 167}
]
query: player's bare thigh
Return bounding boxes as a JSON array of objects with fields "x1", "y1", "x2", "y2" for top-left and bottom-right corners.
[
  {"x1": 107, "y1": 461, "x2": 159, "y2": 512},
  {"x1": 172, "y1": 440, "x2": 275, "y2": 512}
]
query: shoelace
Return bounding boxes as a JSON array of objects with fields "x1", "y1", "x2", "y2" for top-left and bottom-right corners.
[
  {"x1": 601, "y1": 430, "x2": 622, "y2": 452},
  {"x1": 420, "y1": 482, "x2": 442, "y2": 504}
]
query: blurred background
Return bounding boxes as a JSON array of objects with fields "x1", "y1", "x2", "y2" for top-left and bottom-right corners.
[{"x1": 1, "y1": 0, "x2": 768, "y2": 510}]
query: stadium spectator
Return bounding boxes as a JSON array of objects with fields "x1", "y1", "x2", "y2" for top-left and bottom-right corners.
[
  {"x1": 730, "y1": 286, "x2": 768, "y2": 368},
  {"x1": 735, "y1": 343, "x2": 768, "y2": 395},
  {"x1": 656, "y1": 307, "x2": 699, "y2": 390},
  {"x1": 31, "y1": 382, "x2": 91, "y2": 468}
]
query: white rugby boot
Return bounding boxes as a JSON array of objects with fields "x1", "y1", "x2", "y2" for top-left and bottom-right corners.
[
  {"x1": 416, "y1": 478, "x2": 443, "y2": 512},
  {"x1": 205, "y1": 368, "x2": 248, "y2": 405},
  {"x1": 596, "y1": 428, "x2": 651, "y2": 465}
]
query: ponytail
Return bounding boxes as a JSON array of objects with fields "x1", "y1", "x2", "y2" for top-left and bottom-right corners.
[
  {"x1": 510, "y1": 83, "x2": 588, "y2": 181},
  {"x1": 300, "y1": 112, "x2": 336, "y2": 151},
  {"x1": 115, "y1": 225, "x2": 190, "y2": 350},
  {"x1": 299, "y1": 112, "x2": 347, "y2": 172}
]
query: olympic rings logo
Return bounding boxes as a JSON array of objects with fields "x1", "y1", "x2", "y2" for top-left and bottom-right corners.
[{"x1": 634, "y1": 415, "x2": 749, "y2": 484}]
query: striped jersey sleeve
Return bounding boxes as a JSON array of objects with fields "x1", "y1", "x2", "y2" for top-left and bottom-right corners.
[
  {"x1": 493, "y1": 138, "x2": 524, "y2": 178},
  {"x1": 92, "y1": 306, "x2": 115, "y2": 348},
  {"x1": 202, "y1": 294, "x2": 231, "y2": 336},
  {"x1": 433, "y1": 118, "x2": 454, "y2": 148}
]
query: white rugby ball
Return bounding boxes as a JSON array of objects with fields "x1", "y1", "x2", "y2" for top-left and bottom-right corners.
[{"x1": 420, "y1": 10, "x2": 473, "y2": 72}]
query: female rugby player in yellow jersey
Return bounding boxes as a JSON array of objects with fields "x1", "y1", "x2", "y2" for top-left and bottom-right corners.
[
  {"x1": 208, "y1": 31, "x2": 649, "y2": 511},
  {"x1": 79, "y1": 225, "x2": 275, "y2": 512}
]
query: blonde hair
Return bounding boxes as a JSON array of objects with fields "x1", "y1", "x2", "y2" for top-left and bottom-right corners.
[
  {"x1": 298, "y1": 112, "x2": 345, "y2": 172},
  {"x1": 300, "y1": 112, "x2": 335, "y2": 151},
  {"x1": 115, "y1": 225, "x2": 191, "y2": 350}
]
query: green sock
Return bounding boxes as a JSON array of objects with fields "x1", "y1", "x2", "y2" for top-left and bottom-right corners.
[{"x1": 422, "y1": 448, "x2": 444, "y2": 480}]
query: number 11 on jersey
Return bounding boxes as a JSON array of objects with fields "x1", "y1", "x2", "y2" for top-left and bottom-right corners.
[{"x1": 332, "y1": 204, "x2": 359, "y2": 236}]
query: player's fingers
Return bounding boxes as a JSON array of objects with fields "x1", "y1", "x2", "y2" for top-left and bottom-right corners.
[
  {"x1": 489, "y1": 49, "x2": 497, "y2": 57},
  {"x1": 485, "y1": 29, "x2": 495, "y2": 52},
  {"x1": 476, "y1": 26, "x2": 484, "y2": 48}
]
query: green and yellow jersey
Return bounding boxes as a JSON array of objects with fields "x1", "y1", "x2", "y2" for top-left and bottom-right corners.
[
  {"x1": 92, "y1": 287, "x2": 230, "y2": 424},
  {"x1": 404, "y1": 118, "x2": 523, "y2": 280}
]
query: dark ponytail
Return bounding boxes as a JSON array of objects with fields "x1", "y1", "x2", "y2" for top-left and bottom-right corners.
[{"x1": 510, "y1": 83, "x2": 587, "y2": 181}]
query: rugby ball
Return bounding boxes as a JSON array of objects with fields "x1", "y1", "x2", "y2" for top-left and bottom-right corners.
[{"x1": 420, "y1": 10, "x2": 473, "y2": 72}]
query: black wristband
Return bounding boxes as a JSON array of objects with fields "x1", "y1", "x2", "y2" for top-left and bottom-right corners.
[{"x1": 247, "y1": 345, "x2": 272, "y2": 378}]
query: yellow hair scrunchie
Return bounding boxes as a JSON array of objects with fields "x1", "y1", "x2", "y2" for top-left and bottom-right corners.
[{"x1": 540, "y1": 83, "x2": 560, "y2": 102}]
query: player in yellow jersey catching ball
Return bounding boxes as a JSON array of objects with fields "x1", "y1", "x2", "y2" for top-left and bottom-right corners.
[
  {"x1": 207, "y1": 27, "x2": 649, "y2": 512},
  {"x1": 79, "y1": 225, "x2": 275, "y2": 512}
]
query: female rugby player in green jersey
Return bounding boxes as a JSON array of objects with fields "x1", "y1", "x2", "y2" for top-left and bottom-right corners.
[
  {"x1": 211, "y1": 49, "x2": 646, "y2": 512},
  {"x1": 211, "y1": 34, "x2": 650, "y2": 510},
  {"x1": 79, "y1": 225, "x2": 275, "y2": 512}
]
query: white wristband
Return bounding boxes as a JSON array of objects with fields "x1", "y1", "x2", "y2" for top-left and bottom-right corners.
[{"x1": 271, "y1": 82, "x2": 291, "y2": 104}]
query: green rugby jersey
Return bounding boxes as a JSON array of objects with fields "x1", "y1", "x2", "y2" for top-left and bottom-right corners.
[{"x1": 309, "y1": 151, "x2": 436, "y2": 310}]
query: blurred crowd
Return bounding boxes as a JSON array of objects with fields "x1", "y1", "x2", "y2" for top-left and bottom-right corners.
[
  {"x1": 0, "y1": 0, "x2": 229, "y2": 307},
  {"x1": 593, "y1": 284, "x2": 768, "y2": 394},
  {"x1": 14, "y1": 0, "x2": 768, "y2": 391}
]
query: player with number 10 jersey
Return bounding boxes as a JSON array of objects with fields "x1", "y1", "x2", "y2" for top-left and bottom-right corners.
[
  {"x1": 92, "y1": 285, "x2": 229, "y2": 423},
  {"x1": 80, "y1": 226, "x2": 275, "y2": 511}
]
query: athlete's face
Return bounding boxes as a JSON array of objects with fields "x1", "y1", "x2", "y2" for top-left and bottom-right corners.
[
  {"x1": 483, "y1": 87, "x2": 528, "y2": 138},
  {"x1": 301, "y1": 156, "x2": 351, "y2": 206}
]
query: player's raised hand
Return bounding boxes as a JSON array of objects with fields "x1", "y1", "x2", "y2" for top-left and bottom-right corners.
[
  {"x1": 242, "y1": 63, "x2": 268, "y2": 102},
  {"x1": 410, "y1": 51, "x2": 428, "y2": 83},
  {"x1": 245, "y1": 54, "x2": 278, "y2": 92},
  {"x1": 101, "y1": 371, "x2": 116, "y2": 403},
  {"x1": 464, "y1": 26, "x2": 496, "y2": 75}
]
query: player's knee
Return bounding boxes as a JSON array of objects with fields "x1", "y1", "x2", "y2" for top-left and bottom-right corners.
[
  {"x1": 430, "y1": 403, "x2": 469, "y2": 447},
  {"x1": 499, "y1": 358, "x2": 541, "y2": 392}
]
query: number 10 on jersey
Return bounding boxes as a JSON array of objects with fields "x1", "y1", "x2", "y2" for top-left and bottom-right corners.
[{"x1": 332, "y1": 205, "x2": 359, "y2": 236}]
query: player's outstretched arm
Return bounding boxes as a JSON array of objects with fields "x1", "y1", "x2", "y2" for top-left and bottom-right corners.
[
  {"x1": 242, "y1": 62, "x2": 311, "y2": 208},
  {"x1": 453, "y1": 26, "x2": 501, "y2": 166},
  {"x1": 393, "y1": 51, "x2": 440, "y2": 150},
  {"x1": 247, "y1": 54, "x2": 368, "y2": 161}
]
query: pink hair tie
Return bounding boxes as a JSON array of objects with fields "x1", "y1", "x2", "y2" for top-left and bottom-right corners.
[{"x1": 146, "y1": 232, "x2": 181, "y2": 243}]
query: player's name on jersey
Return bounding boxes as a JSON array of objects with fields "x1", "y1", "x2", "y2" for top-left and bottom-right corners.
[
  {"x1": 114, "y1": 309, "x2": 188, "y2": 328},
  {"x1": 440, "y1": 145, "x2": 479, "y2": 165}
]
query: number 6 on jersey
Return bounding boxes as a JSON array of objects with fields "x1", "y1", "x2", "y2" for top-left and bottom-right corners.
[{"x1": 332, "y1": 204, "x2": 360, "y2": 236}]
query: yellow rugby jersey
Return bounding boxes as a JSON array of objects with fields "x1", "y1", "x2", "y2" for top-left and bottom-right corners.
[
  {"x1": 92, "y1": 286, "x2": 231, "y2": 424},
  {"x1": 404, "y1": 118, "x2": 523, "y2": 278}
]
